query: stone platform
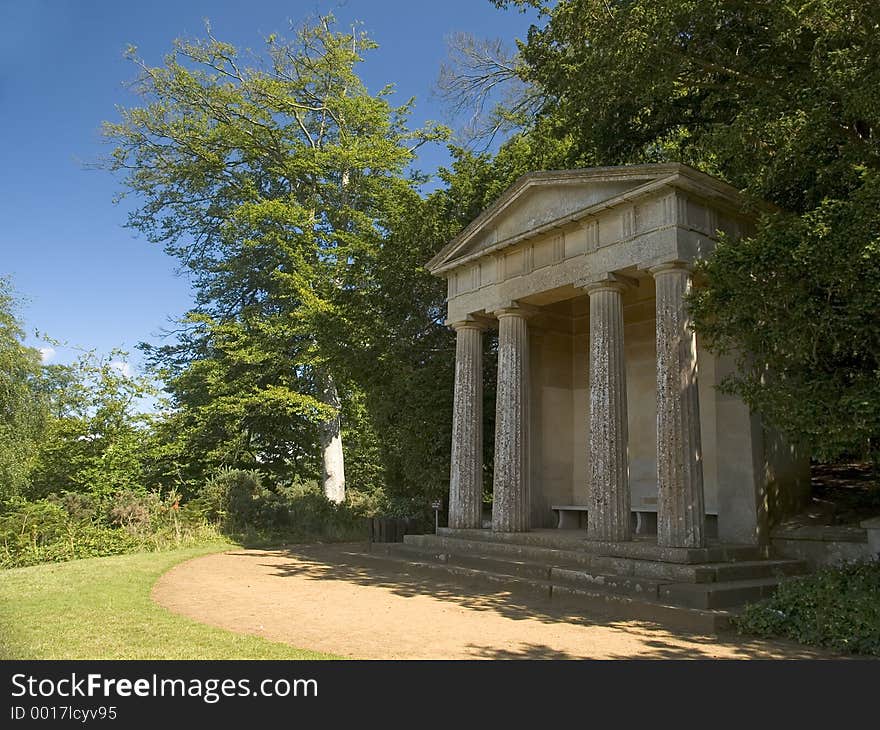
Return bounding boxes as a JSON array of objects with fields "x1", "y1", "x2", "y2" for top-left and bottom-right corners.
[{"x1": 365, "y1": 528, "x2": 809, "y2": 633}]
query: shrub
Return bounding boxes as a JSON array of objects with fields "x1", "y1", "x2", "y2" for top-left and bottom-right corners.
[
  {"x1": 201, "y1": 467, "x2": 263, "y2": 527},
  {"x1": 0, "y1": 499, "x2": 140, "y2": 567},
  {"x1": 0, "y1": 492, "x2": 221, "y2": 569},
  {"x1": 246, "y1": 479, "x2": 367, "y2": 541},
  {"x1": 52, "y1": 491, "x2": 101, "y2": 521},
  {"x1": 197, "y1": 470, "x2": 369, "y2": 542},
  {"x1": 108, "y1": 489, "x2": 160, "y2": 533},
  {"x1": 734, "y1": 561, "x2": 880, "y2": 655}
]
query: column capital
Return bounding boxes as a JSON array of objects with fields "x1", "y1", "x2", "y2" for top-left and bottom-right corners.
[
  {"x1": 490, "y1": 301, "x2": 540, "y2": 319},
  {"x1": 648, "y1": 260, "x2": 694, "y2": 277},
  {"x1": 447, "y1": 315, "x2": 491, "y2": 332},
  {"x1": 576, "y1": 271, "x2": 639, "y2": 295}
]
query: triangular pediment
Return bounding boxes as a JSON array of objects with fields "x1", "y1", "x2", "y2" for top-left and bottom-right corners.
[{"x1": 426, "y1": 164, "x2": 748, "y2": 275}]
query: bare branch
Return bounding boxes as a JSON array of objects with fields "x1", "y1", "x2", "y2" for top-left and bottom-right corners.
[{"x1": 436, "y1": 32, "x2": 542, "y2": 148}]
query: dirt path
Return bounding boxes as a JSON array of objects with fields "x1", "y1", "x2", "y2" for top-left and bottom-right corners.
[{"x1": 151, "y1": 544, "x2": 837, "y2": 660}]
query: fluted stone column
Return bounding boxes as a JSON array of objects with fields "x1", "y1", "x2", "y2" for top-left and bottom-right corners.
[
  {"x1": 585, "y1": 280, "x2": 631, "y2": 541},
  {"x1": 652, "y1": 262, "x2": 705, "y2": 547},
  {"x1": 492, "y1": 307, "x2": 530, "y2": 532},
  {"x1": 448, "y1": 320, "x2": 485, "y2": 529}
]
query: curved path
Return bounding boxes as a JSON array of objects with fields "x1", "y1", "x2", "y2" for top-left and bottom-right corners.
[{"x1": 152, "y1": 544, "x2": 836, "y2": 660}]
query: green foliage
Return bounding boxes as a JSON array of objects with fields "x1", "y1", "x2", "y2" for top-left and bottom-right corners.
[
  {"x1": 0, "y1": 278, "x2": 48, "y2": 500},
  {"x1": 200, "y1": 466, "x2": 264, "y2": 526},
  {"x1": 104, "y1": 16, "x2": 446, "y2": 500},
  {"x1": 498, "y1": 0, "x2": 880, "y2": 207},
  {"x1": 734, "y1": 561, "x2": 880, "y2": 655},
  {"x1": 96, "y1": 13, "x2": 583, "y2": 513},
  {"x1": 493, "y1": 0, "x2": 880, "y2": 463},
  {"x1": 28, "y1": 349, "x2": 158, "y2": 499},
  {"x1": 690, "y1": 174, "x2": 880, "y2": 463},
  {"x1": 196, "y1": 467, "x2": 367, "y2": 541},
  {"x1": 0, "y1": 491, "x2": 215, "y2": 569}
]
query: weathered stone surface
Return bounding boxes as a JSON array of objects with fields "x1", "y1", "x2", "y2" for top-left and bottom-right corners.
[
  {"x1": 448, "y1": 321, "x2": 486, "y2": 529},
  {"x1": 434, "y1": 527, "x2": 765, "y2": 563},
  {"x1": 652, "y1": 263, "x2": 706, "y2": 548},
  {"x1": 492, "y1": 308, "x2": 531, "y2": 532},
  {"x1": 771, "y1": 536, "x2": 872, "y2": 568},
  {"x1": 585, "y1": 281, "x2": 631, "y2": 541},
  {"x1": 862, "y1": 517, "x2": 880, "y2": 561},
  {"x1": 426, "y1": 165, "x2": 810, "y2": 547},
  {"x1": 772, "y1": 523, "x2": 874, "y2": 567}
]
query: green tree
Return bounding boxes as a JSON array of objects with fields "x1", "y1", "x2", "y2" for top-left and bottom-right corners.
[
  {"x1": 493, "y1": 0, "x2": 880, "y2": 463},
  {"x1": 103, "y1": 16, "x2": 445, "y2": 502},
  {"x1": 0, "y1": 277, "x2": 47, "y2": 499},
  {"x1": 29, "y1": 349, "x2": 157, "y2": 498}
]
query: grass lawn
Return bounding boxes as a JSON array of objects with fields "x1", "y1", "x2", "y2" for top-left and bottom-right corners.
[{"x1": 0, "y1": 544, "x2": 339, "y2": 660}]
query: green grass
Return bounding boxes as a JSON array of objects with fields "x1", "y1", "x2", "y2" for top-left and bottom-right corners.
[{"x1": 0, "y1": 543, "x2": 339, "y2": 659}]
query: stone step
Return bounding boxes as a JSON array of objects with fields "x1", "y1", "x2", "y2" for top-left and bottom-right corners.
[
  {"x1": 548, "y1": 585, "x2": 733, "y2": 633},
  {"x1": 361, "y1": 546, "x2": 553, "y2": 597},
  {"x1": 383, "y1": 543, "x2": 554, "y2": 581},
  {"x1": 402, "y1": 534, "x2": 803, "y2": 584},
  {"x1": 383, "y1": 542, "x2": 664, "y2": 598},
  {"x1": 405, "y1": 534, "x2": 700, "y2": 581},
  {"x1": 711, "y1": 559, "x2": 808, "y2": 582},
  {"x1": 435, "y1": 527, "x2": 767, "y2": 564},
  {"x1": 357, "y1": 548, "x2": 733, "y2": 633},
  {"x1": 549, "y1": 566, "x2": 661, "y2": 598},
  {"x1": 658, "y1": 577, "x2": 785, "y2": 610}
]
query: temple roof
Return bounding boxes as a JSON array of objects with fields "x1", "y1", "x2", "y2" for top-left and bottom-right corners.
[{"x1": 426, "y1": 163, "x2": 753, "y2": 276}]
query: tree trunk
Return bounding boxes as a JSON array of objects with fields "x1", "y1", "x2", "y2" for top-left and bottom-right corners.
[{"x1": 318, "y1": 371, "x2": 345, "y2": 503}]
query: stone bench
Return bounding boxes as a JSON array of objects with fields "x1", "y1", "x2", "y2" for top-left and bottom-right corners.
[
  {"x1": 550, "y1": 506, "x2": 661, "y2": 534},
  {"x1": 551, "y1": 505, "x2": 589, "y2": 529}
]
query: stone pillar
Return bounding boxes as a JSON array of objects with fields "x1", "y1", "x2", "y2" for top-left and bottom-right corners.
[
  {"x1": 652, "y1": 262, "x2": 705, "y2": 548},
  {"x1": 492, "y1": 306, "x2": 530, "y2": 532},
  {"x1": 448, "y1": 320, "x2": 485, "y2": 529},
  {"x1": 585, "y1": 280, "x2": 631, "y2": 541}
]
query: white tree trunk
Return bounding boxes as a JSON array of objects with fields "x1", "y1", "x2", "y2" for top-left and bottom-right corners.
[{"x1": 319, "y1": 372, "x2": 345, "y2": 503}]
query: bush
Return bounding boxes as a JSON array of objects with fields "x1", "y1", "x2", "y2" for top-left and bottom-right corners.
[
  {"x1": 734, "y1": 561, "x2": 880, "y2": 655},
  {"x1": 275, "y1": 481, "x2": 364, "y2": 539},
  {"x1": 197, "y1": 469, "x2": 369, "y2": 542},
  {"x1": 0, "y1": 492, "x2": 220, "y2": 569},
  {"x1": 2, "y1": 465, "x2": 397, "y2": 569},
  {"x1": 52, "y1": 491, "x2": 101, "y2": 521},
  {"x1": 108, "y1": 489, "x2": 160, "y2": 533},
  {"x1": 0, "y1": 499, "x2": 139, "y2": 567},
  {"x1": 201, "y1": 467, "x2": 263, "y2": 527}
]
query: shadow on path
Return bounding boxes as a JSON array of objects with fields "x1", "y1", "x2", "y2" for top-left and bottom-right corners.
[{"x1": 222, "y1": 543, "x2": 837, "y2": 660}]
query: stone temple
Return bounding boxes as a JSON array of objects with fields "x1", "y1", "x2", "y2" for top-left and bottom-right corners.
[
  {"x1": 366, "y1": 164, "x2": 818, "y2": 629},
  {"x1": 426, "y1": 164, "x2": 808, "y2": 549}
]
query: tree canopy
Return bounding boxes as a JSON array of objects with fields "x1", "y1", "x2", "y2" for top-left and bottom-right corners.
[
  {"x1": 103, "y1": 16, "x2": 448, "y2": 501},
  {"x1": 491, "y1": 0, "x2": 880, "y2": 463},
  {"x1": 0, "y1": 278, "x2": 47, "y2": 498}
]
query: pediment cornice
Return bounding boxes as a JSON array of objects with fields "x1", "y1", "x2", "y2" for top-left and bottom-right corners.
[{"x1": 426, "y1": 163, "x2": 758, "y2": 276}]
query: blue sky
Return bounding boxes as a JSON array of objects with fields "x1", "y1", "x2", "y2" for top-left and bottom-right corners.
[{"x1": 0, "y1": 0, "x2": 536, "y2": 379}]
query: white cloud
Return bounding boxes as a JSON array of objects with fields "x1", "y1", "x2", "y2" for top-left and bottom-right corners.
[
  {"x1": 39, "y1": 347, "x2": 56, "y2": 364},
  {"x1": 110, "y1": 360, "x2": 133, "y2": 378}
]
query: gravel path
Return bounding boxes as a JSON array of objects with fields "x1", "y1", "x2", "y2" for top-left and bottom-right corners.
[{"x1": 151, "y1": 544, "x2": 837, "y2": 660}]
